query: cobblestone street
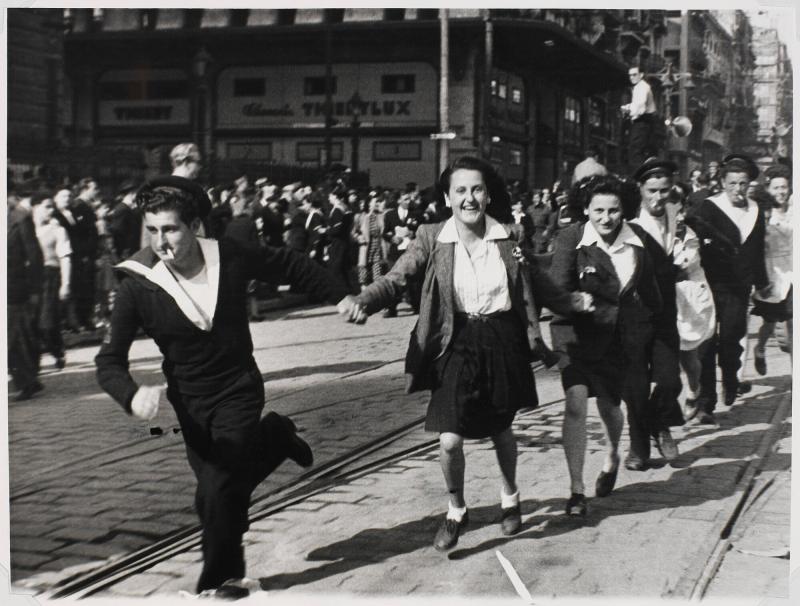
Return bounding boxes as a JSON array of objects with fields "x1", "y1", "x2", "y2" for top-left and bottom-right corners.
[{"x1": 6, "y1": 305, "x2": 793, "y2": 602}]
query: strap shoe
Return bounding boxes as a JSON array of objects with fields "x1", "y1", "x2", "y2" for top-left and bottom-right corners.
[{"x1": 433, "y1": 511, "x2": 468, "y2": 551}]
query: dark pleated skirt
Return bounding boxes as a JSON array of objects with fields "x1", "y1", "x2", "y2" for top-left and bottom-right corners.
[{"x1": 425, "y1": 310, "x2": 537, "y2": 439}]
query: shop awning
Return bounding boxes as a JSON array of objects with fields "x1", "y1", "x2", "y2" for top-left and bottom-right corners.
[{"x1": 491, "y1": 19, "x2": 630, "y2": 95}]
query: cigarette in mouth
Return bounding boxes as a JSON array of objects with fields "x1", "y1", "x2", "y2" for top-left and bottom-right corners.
[{"x1": 165, "y1": 249, "x2": 175, "y2": 260}]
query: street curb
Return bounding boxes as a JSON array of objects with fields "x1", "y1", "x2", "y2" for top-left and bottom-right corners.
[{"x1": 666, "y1": 387, "x2": 792, "y2": 599}]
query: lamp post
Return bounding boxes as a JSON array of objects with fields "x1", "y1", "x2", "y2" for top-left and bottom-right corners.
[
  {"x1": 192, "y1": 47, "x2": 212, "y2": 181},
  {"x1": 348, "y1": 91, "x2": 363, "y2": 174}
]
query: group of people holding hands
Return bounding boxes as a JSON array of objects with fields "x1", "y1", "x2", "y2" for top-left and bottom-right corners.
[{"x1": 93, "y1": 151, "x2": 790, "y2": 598}]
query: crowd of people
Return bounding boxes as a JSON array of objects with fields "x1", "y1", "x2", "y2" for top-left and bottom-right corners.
[{"x1": 6, "y1": 139, "x2": 793, "y2": 599}]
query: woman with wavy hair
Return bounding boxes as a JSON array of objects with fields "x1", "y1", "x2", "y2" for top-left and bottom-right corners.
[
  {"x1": 339, "y1": 156, "x2": 592, "y2": 550},
  {"x1": 549, "y1": 174, "x2": 662, "y2": 516}
]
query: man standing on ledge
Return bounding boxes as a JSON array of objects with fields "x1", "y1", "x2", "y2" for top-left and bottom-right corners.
[
  {"x1": 95, "y1": 176, "x2": 350, "y2": 599},
  {"x1": 621, "y1": 66, "x2": 658, "y2": 170}
]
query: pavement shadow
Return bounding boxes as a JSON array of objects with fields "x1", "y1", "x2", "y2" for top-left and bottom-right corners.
[
  {"x1": 446, "y1": 458, "x2": 767, "y2": 561},
  {"x1": 259, "y1": 361, "x2": 393, "y2": 382},
  {"x1": 258, "y1": 500, "x2": 547, "y2": 590}
]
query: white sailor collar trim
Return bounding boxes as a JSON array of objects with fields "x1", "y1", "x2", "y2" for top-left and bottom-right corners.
[
  {"x1": 437, "y1": 215, "x2": 509, "y2": 243},
  {"x1": 116, "y1": 237, "x2": 221, "y2": 332},
  {"x1": 578, "y1": 220, "x2": 643, "y2": 251}
]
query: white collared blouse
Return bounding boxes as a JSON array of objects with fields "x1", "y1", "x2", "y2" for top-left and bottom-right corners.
[
  {"x1": 577, "y1": 221, "x2": 644, "y2": 292},
  {"x1": 436, "y1": 216, "x2": 512, "y2": 314}
]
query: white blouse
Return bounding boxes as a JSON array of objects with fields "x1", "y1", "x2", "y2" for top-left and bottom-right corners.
[
  {"x1": 437, "y1": 216, "x2": 512, "y2": 314},
  {"x1": 578, "y1": 221, "x2": 643, "y2": 292}
]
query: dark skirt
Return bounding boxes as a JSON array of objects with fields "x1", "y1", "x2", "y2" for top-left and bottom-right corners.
[
  {"x1": 751, "y1": 287, "x2": 792, "y2": 322},
  {"x1": 425, "y1": 310, "x2": 536, "y2": 439}
]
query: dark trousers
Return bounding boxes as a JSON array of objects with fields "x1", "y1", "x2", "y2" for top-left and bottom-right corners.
[
  {"x1": 168, "y1": 367, "x2": 288, "y2": 592},
  {"x1": 699, "y1": 288, "x2": 749, "y2": 411},
  {"x1": 39, "y1": 267, "x2": 65, "y2": 360},
  {"x1": 629, "y1": 114, "x2": 658, "y2": 170},
  {"x1": 8, "y1": 303, "x2": 39, "y2": 390},
  {"x1": 71, "y1": 255, "x2": 96, "y2": 328},
  {"x1": 625, "y1": 330, "x2": 685, "y2": 460}
]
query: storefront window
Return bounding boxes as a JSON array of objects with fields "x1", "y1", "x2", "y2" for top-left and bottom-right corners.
[
  {"x1": 227, "y1": 142, "x2": 272, "y2": 160},
  {"x1": 509, "y1": 148, "x2": 523, "y2": 166},
  {"x1": 297, "y1": 142, "x2": 343, "y2": 162},
  {"x1": 373, "y1": 141, "x2": 421, "y2": 161},
  {"x1": 511, "y1": 88, "x2": 523, "y2": 105},
  {"x1": 234, "y1": 78, "x2": 266, "y2": 97},
  {"x1": 589, "y1": 97, "x2": 605, "y2": 131},
  {"x1": 304, "y1": 76, "x2": 337, "y2": 96},
  {"x1": 381, "y1": 74, "x2": 415, "y2": 94},
  {"x1": 563, "y1": 96, "x2": 582, "y2": 146}
]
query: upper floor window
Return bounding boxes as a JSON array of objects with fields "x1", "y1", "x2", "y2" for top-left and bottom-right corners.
[
  {"x1": 304, "y1": 76, "x2": 336, "y2": 96},
  {"x1": 381, "y1": 74, "x2": 415, "y2": 94},
  {"x1": 233, "y1": 78, "x2": 265, "y2": 97}
]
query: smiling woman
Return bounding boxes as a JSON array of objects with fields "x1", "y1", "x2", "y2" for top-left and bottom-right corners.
[{"x1": 338, "y1": 156, "x2": 590, "y2": 551}]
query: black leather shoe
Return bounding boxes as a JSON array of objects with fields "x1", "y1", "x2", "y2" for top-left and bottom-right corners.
[
  {"x1": 382, "y1": 308, "x2": 397, "y2": 318},
  {"x1": 723, "y1": 388, "x2": 737, "y2": 407},
  {"x1": 280, "y1": 415, "x2": 313, "y2": 468},
  {"x1": 500, "y1": 505, "x2": 521, "y2": 536},
  {"x1": 595, "y1": 467, "x2": 618, "y2": 497},
  {"x1": 655, "y1": 429, "x2": 679, "y2": 462},
  {"x1": 14, "y1": 381, "x2": 44, "y2": 402},
  {"x1": 565, "y1": 493, "x2": 587, "y2": 517},
  {"x1": 754, "y1": 348, "x2": 767, "y2": 376},
  {"x1": 624, "y1": 454, "x2": 647, "y2": 471},
  {"x1": 214, "y1": 581, "x2": 250, "y2": 601},
  {"x1": 433, "y1": 512, "x2": 468, "y2": 551},
  {"x1": 737, "y1": 381, "x2": 752, "y2": 395}
]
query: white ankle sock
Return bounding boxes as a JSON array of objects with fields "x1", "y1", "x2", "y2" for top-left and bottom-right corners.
[
  {"x1": 447, "y1": 501, "x2": 467, "y2": 521},
  {"x1": 500, "y1": 489, "x2": 520, "y2": 509}
]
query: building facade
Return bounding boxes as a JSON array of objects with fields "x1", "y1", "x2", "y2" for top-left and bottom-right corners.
[
  {"x1": 52, "y1": 7, "x2": 637, "y2": 189},
  {"x1": 751, "y1": 26, "x2": 793, "y2": 167}
]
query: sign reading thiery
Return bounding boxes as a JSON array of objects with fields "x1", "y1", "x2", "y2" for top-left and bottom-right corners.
[{"x1": 430, "y1": 132, "x2": 457, "y2": 140}]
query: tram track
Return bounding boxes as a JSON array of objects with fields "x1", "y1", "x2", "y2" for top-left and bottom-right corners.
[{"x1": 37, "y1": 361, "x2": 548, "y2": 599}]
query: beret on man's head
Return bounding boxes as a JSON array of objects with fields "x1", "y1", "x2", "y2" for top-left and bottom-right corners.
[
  {"x1": 633, "y1": 157, "x2": 677, "y2": 183},
  {"x1": 137, "y1": 175, "x2": 212, "y2": 220},
  {"x1": 722, "y1": 153, "x2": 759, "y2": 181}
]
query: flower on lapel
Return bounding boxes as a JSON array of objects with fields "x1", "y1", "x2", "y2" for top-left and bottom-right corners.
[
  {"x1": 703, "y1": 238, "x2": 712, "y2": 245},
  {"x1": 579, "y1": 266, "x2": 597, "y2": 280},
  {"x1": 512, "y1": 246, "x2": 529, "y2": 266}
]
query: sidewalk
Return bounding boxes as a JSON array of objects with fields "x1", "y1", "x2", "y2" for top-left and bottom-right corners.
[{"x1": 92, "y1": 333, "x2": 792, "y2": 601}]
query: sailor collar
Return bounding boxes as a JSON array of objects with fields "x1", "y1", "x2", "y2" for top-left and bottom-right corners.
[{"x1": 116, "y1": 237, "x2": 221, "y2": 331}]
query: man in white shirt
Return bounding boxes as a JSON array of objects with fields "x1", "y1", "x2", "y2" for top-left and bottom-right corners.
[{"x1": 621, "y1": 66, "x2": 659, "y2": 171}]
